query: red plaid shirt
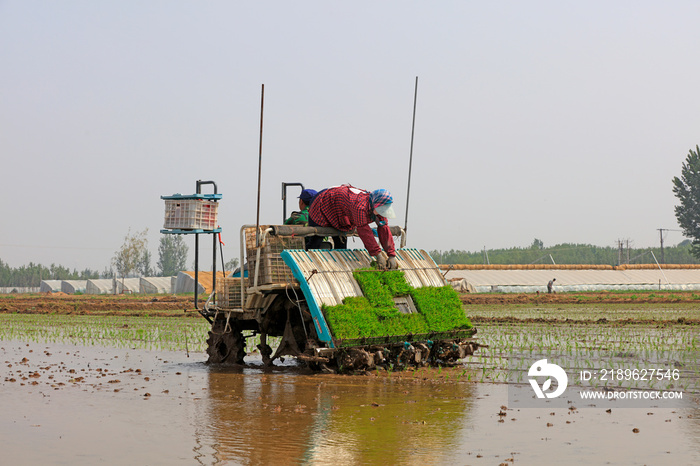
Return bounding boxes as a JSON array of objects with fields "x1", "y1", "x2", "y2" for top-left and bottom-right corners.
[{"x1": 308, "y1": 185, "x2": 396, "y2": 257}]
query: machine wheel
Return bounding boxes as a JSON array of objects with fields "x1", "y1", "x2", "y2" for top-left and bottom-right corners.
[
  {"x1": 336, "y1": 348, "x2": 375, "y2": 372},
  {"x1": 257, "y1": 334, "x2": 274, "y2": 367},
  {"x1": 206, "y1": 317, "x2": 246, "y2": 364}
]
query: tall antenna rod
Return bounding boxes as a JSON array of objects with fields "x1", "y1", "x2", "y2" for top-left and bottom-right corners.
[
  {"x1": 404, "y1": 76, "x2": 418, "y2": 232},
  {"x1": 256, "y1": 84, "x2": 265, "y2": 247}
]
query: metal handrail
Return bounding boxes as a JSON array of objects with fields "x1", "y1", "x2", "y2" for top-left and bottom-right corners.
[{"x1": 236, "y1": 223, "x2": 408, "y2": 309}]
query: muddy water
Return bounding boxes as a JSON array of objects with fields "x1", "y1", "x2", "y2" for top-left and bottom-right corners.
[{"x1": 1, "y1": 341, "x2": 698, "y2": 465}]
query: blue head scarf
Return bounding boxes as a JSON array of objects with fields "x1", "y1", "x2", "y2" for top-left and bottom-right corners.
[
  {"x1": 370, "y1": 189, "x2": 392, "y2": 208},
  {"x1": 369, "y1": 189, "x2": 396, "y2": 224}
]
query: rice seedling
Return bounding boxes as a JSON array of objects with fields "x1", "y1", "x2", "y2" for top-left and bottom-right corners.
[
  {"x1": 0, "y1": 314, "x2": 211, "y2": 352},
  {"x1": 323, "y1": 269, "x2": 471, "y2": 340},
  {"x1": 470, "y1": 320, "x2": 699, "y2": 395}
]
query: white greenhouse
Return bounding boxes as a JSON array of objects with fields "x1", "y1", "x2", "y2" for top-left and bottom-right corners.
[
  {"x1": 174, "y1": 271, "x2": 206, "y2": 294},
  {"x1": 443, "y1": 266, "x2": 700, "y2": 293},
  {"x1": 40, "y1": 280, "x2": 62, "y2": 293},
  {"x1": 0, "y1": 287, "x2": 39, "y2": 293},
  {"x1": 140, "y1": 276, "x2": 174, "y2": 294},
  {"x1": 61, "y1": 280, "x2": 87, "y2": 294},
  {"x1": 114, "y1": 278, "x2": 140, "y2": 294},
  {"x1": 86, "y1": 279, "x2": 115, "y2": 295}
]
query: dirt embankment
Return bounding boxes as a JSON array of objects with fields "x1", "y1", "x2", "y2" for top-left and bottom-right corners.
[
  {"x1": 0, "y1": 293, "x2": 197, "y2": 317},
  {"x1": 460, "y1": 290, "x2": 700, "y2": 305},
  {"x1": 1, "y1": 290, "x2": 698, "y2": 317},
  {"x1": 462, "y1": 291, "x2": 700, "y2": 325}
]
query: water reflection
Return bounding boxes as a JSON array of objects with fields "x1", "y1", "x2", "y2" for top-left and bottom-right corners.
[
  {"x1": 199, "y1": 363, "x2": 476, "y2": 465},
  {"x1": 1, "y1": 341, "x2": 697, "y2": 465}
]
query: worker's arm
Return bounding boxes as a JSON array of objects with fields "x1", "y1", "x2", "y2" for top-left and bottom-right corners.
[
  {"x1": 356, "y1": 223, "x2": 382, "y2": 256},
  {"x1": 376, "y1": 222, "x2": 396, "y2": 257}
]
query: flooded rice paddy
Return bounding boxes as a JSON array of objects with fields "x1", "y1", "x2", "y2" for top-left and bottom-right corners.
[{"x1": 1, "y1": 312, "x2": 698, "y2": 465}]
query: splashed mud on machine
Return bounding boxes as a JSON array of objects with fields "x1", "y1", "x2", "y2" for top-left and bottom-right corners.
[{"x1": 163, "y1": 181, "x2": 478, "y2": 373}]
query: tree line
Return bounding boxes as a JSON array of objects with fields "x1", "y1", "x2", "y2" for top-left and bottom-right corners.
[
  {"x1": 3, "y1": 236, "x2": 695, "y2": 287},
  {"x1": 430, "y1": 239, "x2": 697, "y2": 265},
  {"x1": 0, "y1": 232, "x2": 191, "y2": 288},
  {"x1": 0, "y1": 260, "x2": 100, "y2": 288},
  {"x1": 0, "y1": 230, "x2": 244, "y2": 288}
]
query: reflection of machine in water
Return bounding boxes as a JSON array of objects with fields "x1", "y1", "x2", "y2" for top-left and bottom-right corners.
[{"x1": 199, "y1": 367, "x2": 476, "y2": 464}]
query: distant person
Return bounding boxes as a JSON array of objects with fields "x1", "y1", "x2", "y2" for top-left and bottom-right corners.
[
  {"x1": 547, "y1": 278, "x2": 556, "y2": 293},
  {"x1": 308, "y1": 184, "x2": 398, "y2": 269}
]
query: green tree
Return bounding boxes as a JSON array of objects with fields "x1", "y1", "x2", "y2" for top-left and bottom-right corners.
[
  {"x1": 678, "y1": 239, "x2": 692, "y2": 248},
  {"x1": 157, "y1": 235, "x2": 188, "y2": 276},
  {"x1": 429, "y1": 242, "x2": 697, "y2": 266},
  {"x1": 224, "y1": 257, "x2": 240, "y2": 272},
  {"x1": 138, "y1": 250, "x2": 154, "y2": 276},
  {"x1": 0, "y1": 260, "x2": 99, "y2": 287},
  {"x1": 672, "y1": 145, "x2": 700, "y2": 259},
  {"x1": 112, "y1": 228, "x2": 149, "y2": 280}
]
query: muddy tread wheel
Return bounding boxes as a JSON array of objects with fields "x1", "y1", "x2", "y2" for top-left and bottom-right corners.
[
  {"x1": 206, "y1": 318, "x2": 246, "y2": 364},
  {"x1": 259, "y1": 343, "x2": 273, "y2": 366}
]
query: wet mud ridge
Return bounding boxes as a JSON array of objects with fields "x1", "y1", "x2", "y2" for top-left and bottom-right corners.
[
  {"x1": 461, "y1": 290, "x2": 700, "y2": 306},
  {"x1": 2, "y1": 290, "x2": 699, "y2": 316},
  {"x1": 0, "y1": 294, "x2": 195, "y2": 316}
]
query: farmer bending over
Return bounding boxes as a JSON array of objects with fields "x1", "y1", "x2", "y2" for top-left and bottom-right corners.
[{"x1": 308, "y1": 184, "x2": 398, "y2": 269}]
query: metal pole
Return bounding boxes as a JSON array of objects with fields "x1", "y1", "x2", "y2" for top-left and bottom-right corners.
[
  {"x1": 193, "y1": 179, "x2": 218, "y2": 310},
  {"x1": 256, "y1": 84, "x2": 265, "y2": 247},
  {"x1": 212, "y1": 231, "x2": 217, "y2": 298},
  {"x1": 650, "y1": 250, "x2": 670, "y2": 285},
  {"x1": 404, "y1": 76, "x2": 418, "y2": 232},
  {"x1": 219, "y1": 233, "x2": 226, "y2": 276},
  {"x1": 194, "y1": 234, "x2": 199, "y2": 309},
  {"x1": 282, "y1": 182, "x2": 305, "y2": 222}
]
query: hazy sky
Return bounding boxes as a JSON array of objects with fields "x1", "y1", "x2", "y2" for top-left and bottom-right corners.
[{"x1": 1, "y1": 1, "x2": 698, "y2": 272}]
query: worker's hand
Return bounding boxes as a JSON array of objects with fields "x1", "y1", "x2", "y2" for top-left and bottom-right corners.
[
  {"x1": 387, "y1": 256, "x2": 398, "y2": 270},
  {"x1": 374, "y1": 254, "x2": 387, "y2": 269}
]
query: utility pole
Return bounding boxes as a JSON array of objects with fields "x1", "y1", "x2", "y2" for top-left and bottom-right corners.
[
  {"x1": 616, "y1": 238, "x2": 632, "y2": 265},
  {"x1": 657, "y1": 228, "x2": 682, "y2": 264},
  {"x1": 617, "y1": 239, "x2": 623, "y2": 266}
]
